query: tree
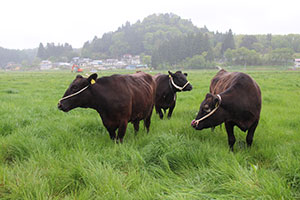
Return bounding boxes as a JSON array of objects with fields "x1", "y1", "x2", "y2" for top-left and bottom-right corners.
[
  {"x1": 81, "y1": 13, "x2": 201, "y2": 57},
  {"x1": 180, "y1": 54, "x2": 212, "y2": 69},
  {"x1": 213, "y1": 42, "x2": 223, "y2": 60},
  {"x1": 151, "y1": 32, "x2": 213, "y2": 68},
  {"x1": 140, "y1": 54, "x2": 152, "y2": 67},
  {"x1": 37, "y1": 43, "x2": 47, "y2": 60},
  {"x1": 224, "y1": 49, "x2": 233, "y2": 64},
  {"x1": 252, "y1": 42, "x2": 264, "y2": 53},
  {"x1": 267, "y1": 48, "x2": 294, "y2": 66},
  {"x1": 225, "y1": 47, "x2": 261, "y2": 66},
  {"x1": 221, "y1": 29, "x2": 235, "y2": 54},
  {"x1": 240, "y1": 35, "x2": 258, "y2": 50}
]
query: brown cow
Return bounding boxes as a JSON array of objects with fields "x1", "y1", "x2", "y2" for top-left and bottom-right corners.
[
  {"x1": 58, "y1": 72, "x2": 156, "y2": 143},
  {"x1": 154, "y1": 71, "x2": 192, "y2": 119},
  {"x1": 191, "y1": 69, "x2": 261, "y2": 151}
]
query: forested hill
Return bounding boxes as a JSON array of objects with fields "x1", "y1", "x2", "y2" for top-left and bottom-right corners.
[
  {"x1": 81, "y1": 13, "x2": 208, "y2": 59},
  {"x1": 0, "y1": 47, "x2": 36, "y2": 68},
  {"x1": 1, "y1": 13, "x2": 300, "y2": 69}
]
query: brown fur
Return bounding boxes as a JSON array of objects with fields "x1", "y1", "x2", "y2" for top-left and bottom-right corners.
[
  {"x1": 154, "y1": 71, "x2": 192, "y2": 119},
  {"x1": 192, "y1": 69, "x2": 262, "y2": 151},
  {"x1": 58, "y1": 72, "x2": 156, "y2": 143}
]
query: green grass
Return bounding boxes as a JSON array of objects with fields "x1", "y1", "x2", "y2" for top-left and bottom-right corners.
[{"x1": 0, "y1": 69, "x2": 299, "y2": 199}]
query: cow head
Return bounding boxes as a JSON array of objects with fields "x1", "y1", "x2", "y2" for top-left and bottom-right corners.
[
  {"x1": 168, "y1": 71, "x2": 192, "y2": 91},
  {"x1": 191, "y1": 93, "x2": 223, "y2": 130},
  {"x1": 58, "y1": 73, "x2": 98, "y2": 112}
]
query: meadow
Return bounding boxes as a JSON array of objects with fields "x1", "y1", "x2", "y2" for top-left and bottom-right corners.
[{"x1": 0, "y1": 69, "x2": 299, "y2": 199}]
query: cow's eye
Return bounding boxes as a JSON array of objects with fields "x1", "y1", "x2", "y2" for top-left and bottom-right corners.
[
  {"x1": 203, "y1": 105, "x2": 211, "y2": 113},
  {"x1": 71, "y1": 85, "x2": 78, "y2": 90}
]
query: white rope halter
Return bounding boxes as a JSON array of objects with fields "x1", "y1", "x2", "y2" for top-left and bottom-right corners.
[
  {"x1": 193, "y1": 94, "x2": 222, "y2": 125},
  {"x1": 169, "y1": 75, "x2": 190, "y2": 91},
  {"x1": 59, "y1": 85, "x2": 89, "y2": 102},
  {"x1": 59, "y1": 79, "x2": 96, "y2": 102}
]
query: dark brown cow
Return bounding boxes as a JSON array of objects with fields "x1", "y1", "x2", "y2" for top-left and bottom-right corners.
[
  {"x1": 154, "y1": 71, "x2": 192, "y2": 119},
  {"x1": 191, "y1": 69, "x2": 261, "y2": 151},
  {"x1": 58, "y1": 72, "x2": 156, "y2": 143}
]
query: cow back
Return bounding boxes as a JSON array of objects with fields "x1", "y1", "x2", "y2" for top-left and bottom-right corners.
[{"x1": 210, "y1": 69, "x2": 262, "y2": 125}]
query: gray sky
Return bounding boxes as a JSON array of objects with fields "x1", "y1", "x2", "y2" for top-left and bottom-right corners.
[{"x1": 1, "y1": 0, "x2": 299, "y2": 50}]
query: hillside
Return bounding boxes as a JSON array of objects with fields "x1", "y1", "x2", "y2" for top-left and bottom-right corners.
[
  {"x1": 81, "y1": 13, "x2": 206, "y2": 59},
  {"x1": 0, "y1": 47, "x2": 36, "y2": 68},
  {"x1": 1, "y1": 13, "x2": 300, "y2": 69}
]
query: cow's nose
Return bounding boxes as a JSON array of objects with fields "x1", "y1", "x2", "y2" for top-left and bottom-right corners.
[
  {"x1": 57, "y1": 102, "x2": 62, "y2": 110},
  {"x1": 191, "y1": 119, "x2": 196, "y2": 127}
]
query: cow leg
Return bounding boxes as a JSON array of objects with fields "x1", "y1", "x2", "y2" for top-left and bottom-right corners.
[
  {"x1": 246, "y1": 120, "x2": 258, "y2": 147},
  {"x1": 155, "y1": 105, "x2": 164, "y2": 119},
  {"x1": 167, "y1": 103, "x2": 175, "y2": 119},
  {"x1": 107, "y1": 127, "x2": 117, "y2": 141},
  {"x1": 225, "y1": 122, "x2": 236, "y2": 151},
  {"x1": 117, "y1": 121, "x2": 128, "y2": 143},
  {"x1": 133, "y1": 121, "x2": 140, "y2": 133},
  {"x1": 144, "y1": 110, "x2": 153, "y2": 133}
]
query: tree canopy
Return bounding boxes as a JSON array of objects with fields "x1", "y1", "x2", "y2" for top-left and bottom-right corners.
[{"x1": 1, "y1": 13, "x2": 300, "y2": 69}]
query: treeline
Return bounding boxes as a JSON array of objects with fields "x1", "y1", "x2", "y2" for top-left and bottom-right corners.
[
  {"x1": 151, "y1": 33, "x2": 213, "y2": 69},
  {"x1": 151, "y1": 30, "x2": 300, "y2": 69},
  {"x1": 223, "y1": 34, "x2": 300, "y2": 67},
  {"x1": 37, "y1": 43, "x2": 79, "y2": 62},
  {"x1": 81, "y1": 13, "x2": 300, "y2": 69},
  {"x1": 1, "y1": 13, "x2": 300, "y2": 69},
  {"x1": 0, "y1": 47, "x2": 36, "y2": 67},
  {"x1": 0, "y1": 43, "x2": 78, "y2": 68},
  {"x1": 81, "y1": 13, "x2": 201, "y2": 59}
]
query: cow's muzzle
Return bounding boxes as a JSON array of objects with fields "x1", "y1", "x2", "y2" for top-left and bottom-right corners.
[
  {"x1": 191, "y1": 119, "x2": 197, "y2": 128},
  {"x1": 185, "y1": 84, "x2": 193, "y2": 91},
  {"x1": 57, "y1": 101, "x2": 68, "y2": 112},
  {"x1": 57, "y1": 101, "x2": 63, "y2": 110}
]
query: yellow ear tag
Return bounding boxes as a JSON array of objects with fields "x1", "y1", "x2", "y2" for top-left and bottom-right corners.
[
  {"x1": 169, "y1": 75, "x2": 171, "y2": 78},
  {"x1": 91, "y1": 79, "x2": 96, "y2": 85}
]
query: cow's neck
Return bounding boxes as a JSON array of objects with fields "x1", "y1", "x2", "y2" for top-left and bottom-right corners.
[
  {"x1": 83, "y1": 85, "x2": 105, "y2": 112},
  {"x1": 217, "y1": 91, "x2": 239, "y2": 120},
  {"x1": 168, "y1": 78, "x2": 177, "y2": 93}
]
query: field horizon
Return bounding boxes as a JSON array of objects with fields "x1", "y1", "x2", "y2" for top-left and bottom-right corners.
[{"x1": 0, "y1": 69, "x2": 299, "y2": 199}]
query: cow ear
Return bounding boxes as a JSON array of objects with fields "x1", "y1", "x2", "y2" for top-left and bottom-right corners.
[
  {"x1": 168, "y1": 71, "x2": 173, "y2": 77},
  {"x1": 87, "y1": 73, "x2": 98, "y2": 85},
  {"x1": 184, "y1": 73, "x2": 188, "y2": 77},
  {"x1": 205, "y1": 93, "x2": 212, "y2": 99},
  {"x1": 76, "y1": 75, "x2": 83, "y2": 79},
  {"x1": 213, "y1": 95, "x2": 220, "y2": 107}
]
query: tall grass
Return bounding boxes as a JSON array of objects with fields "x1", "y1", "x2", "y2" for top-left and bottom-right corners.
[{"x1": 0, "y1": 69, "x2": 299, "y2": 199}]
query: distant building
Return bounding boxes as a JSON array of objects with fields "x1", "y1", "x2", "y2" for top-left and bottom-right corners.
[
  {"x1": 294, "y1": 59, "x2": 300, "y2": 68},
  {"x1": 5, "y1": 62, "x2": 22, "y2": 71},
  {"x1": 125, "y1": 65, "x2": 136, "y2": 70},
  {"x1": 105, "y1": 59, "x2": 118, "y2": 66},
  {"x1": 131, "y1": 55, "x2": 141, "y2": 65},
  {"x1": 69, "y1": 55, "x2": 144, "y2": 70},
  {"x1": 91, "y1": 60, "x2": 103, "y2": 66},
  {"x1": 40, "y1": 60, "x2": 52, "y2": 70},
  {"x1": 123, "y1": 54, "x2": 132, "y2": 59}
]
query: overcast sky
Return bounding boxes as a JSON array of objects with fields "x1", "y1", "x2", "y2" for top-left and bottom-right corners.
[{"x1": 1, "y1": 0, "x2": 299, "y2": 50}]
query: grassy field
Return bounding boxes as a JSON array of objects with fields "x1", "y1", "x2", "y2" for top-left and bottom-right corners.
[{"x1": 0, "y1": 69, "x2": 299, "y2": 199}]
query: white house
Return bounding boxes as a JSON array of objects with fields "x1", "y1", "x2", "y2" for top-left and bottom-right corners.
[
  {"x1": 40, "y1": 60, "x2": 52, "y2": 70},
  {"x1": 294, "y1": 59, "x2": 300, "y2": 68}
]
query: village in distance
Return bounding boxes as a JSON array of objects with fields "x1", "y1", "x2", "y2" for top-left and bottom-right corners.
[{"x1": 5, "y1": 54, "x2": 148, "y2": 72}]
